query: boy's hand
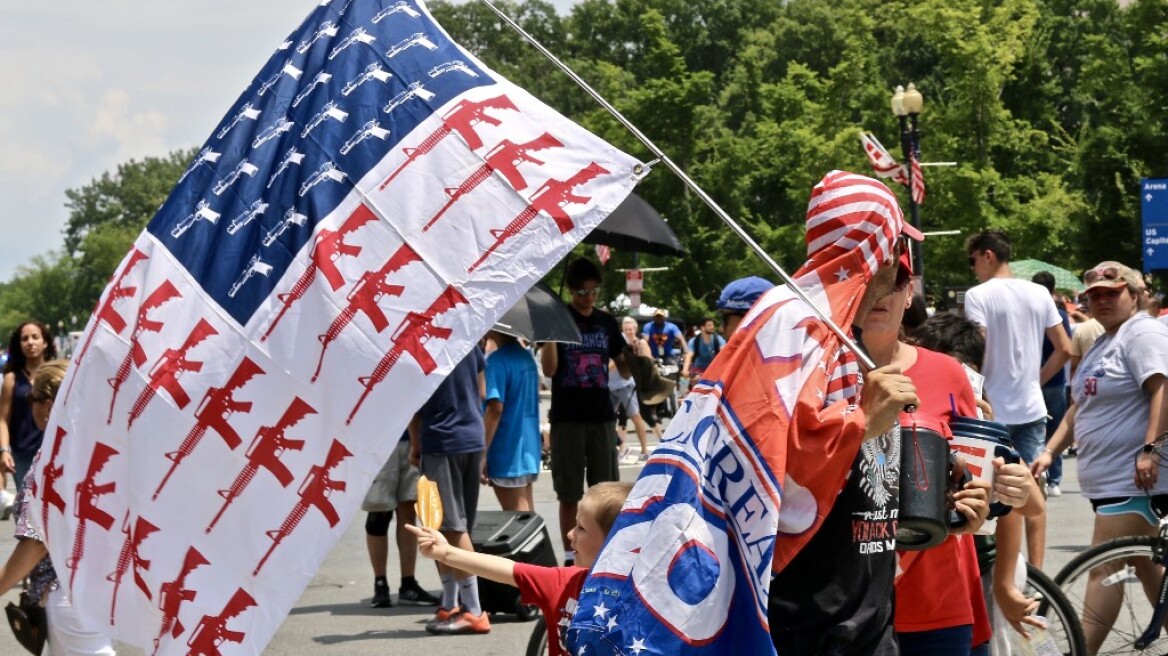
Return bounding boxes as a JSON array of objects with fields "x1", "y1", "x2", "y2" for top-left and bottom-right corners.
[
  {"x1": 993, "y1": 458, "x2": 1031, "y2": 508},
  {"x1": 950, "y1": 473, "x2": 990, "y2": 535},
  {"x1": 995, "y1": 583, "x2": 1044, "y2": 638},
  {"x1": 405, "y1": 524, "x2": 450, "y2": 561}
]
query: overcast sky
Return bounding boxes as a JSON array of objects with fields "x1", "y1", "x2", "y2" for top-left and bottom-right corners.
[{"x1": 0, "y1": 0, "x2": 574, "y2": 282}]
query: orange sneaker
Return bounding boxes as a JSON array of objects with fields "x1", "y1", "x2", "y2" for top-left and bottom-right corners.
[
  {"x1": 425, "y1": 607, "x2": 460, "y2": 632},
  {"x1": 426, "y1": 611, "x2": 491, "y2": 635}
]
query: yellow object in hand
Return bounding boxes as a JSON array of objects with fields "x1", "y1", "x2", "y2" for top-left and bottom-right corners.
[{"x1": 415, "y1": 475, "x2": 443, "y2": 530}]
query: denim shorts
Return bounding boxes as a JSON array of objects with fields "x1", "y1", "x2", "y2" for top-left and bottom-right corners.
[{"x1": 1005, "y1": 418, "x2": 1047, "y2": 465}]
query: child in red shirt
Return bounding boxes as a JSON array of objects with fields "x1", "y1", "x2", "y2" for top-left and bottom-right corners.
[{"x1": 408, "y1": 482, "x2": 632, "y2": 655}]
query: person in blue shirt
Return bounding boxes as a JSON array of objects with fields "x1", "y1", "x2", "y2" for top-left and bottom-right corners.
[
  {"x1": 483, "y1": 330, "x2": 541, "y2": 512},
  {"x1": 682, "y1": 317, "x2": 726, "y2": 381},
  {"x1": 1031, "y1": 271, "x2": 1073, "y2": 497},
  {"x1": 641, "y1": 310, "x2": 686, "y2": 363}
]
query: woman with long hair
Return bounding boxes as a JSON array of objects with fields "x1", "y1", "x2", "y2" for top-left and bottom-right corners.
[
  {"x1": 0, "y1": 359, "x2": 117, "y2": 655},
  {"x1": 0, "y1": 321, "x2": 57, "y2": 492}
]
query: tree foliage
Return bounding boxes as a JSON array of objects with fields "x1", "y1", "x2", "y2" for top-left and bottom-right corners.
[{"x1": 5, "y1": 0, "x2": 1167, "y2": 332}]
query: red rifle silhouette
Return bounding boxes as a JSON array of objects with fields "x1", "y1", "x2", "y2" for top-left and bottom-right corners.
[
  {"x1": 347, "y1": 286, "x2": 467, "y2": 425},
  {"x1": 260, "y1": 203, "x2": 379, "y2": 342},
  {"x1": 254, "y1": 439, "x2": 351, "y2": 575},
  {"x1": 205, "y1": 396, "x2": 316, "y2": 533},
  {"x1": 127, "y1": 318, "x2": 218, "y2": 428},
  {"x1": 154, "y1": 357, "x2": 265, "y2": 499},
  {"x1": 66, "y1": 249, "x2": 148, "y2": 403},
  {"x1": 107, "y1": 280, "x2": 183, "y2": 424},
  {"x1": 152, "y1": 546, "x2": 209, "y2": 655},
  {"x1": 39, "y1": 426, "x2": 68, "y2": 542},
  {"x1": 67, "y1": 441, "x2": 118, "y2": 590},
  {"x1": 421, "y1": 132, "x2": 565, "y2": 232},
  {"x1": 185, "y1": 587, "x2": 256, "y2": 656},
  {"x1": 310, "y1": 243, "x2": 421, "y2": 382},
  {"x1": 378, "y1": 94, "x2": 519, "y2": 190},
  {"x1": 468, "y1": 162, "x2": 610, "y2": 272},
  {"x1": 107, "y1": 512, "x2": 159, "y2": 625}
]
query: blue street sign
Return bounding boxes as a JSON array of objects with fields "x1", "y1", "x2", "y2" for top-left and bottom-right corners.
[{"x1": 1142, "y1": 178, "x2": 1168, "y2": 272}]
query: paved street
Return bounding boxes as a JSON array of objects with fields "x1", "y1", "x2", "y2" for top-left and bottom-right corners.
[{"x1": 1, "y1": 445, "x2": 1095, "y2": 656}]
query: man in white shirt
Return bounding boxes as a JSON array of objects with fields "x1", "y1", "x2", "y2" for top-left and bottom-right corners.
[{"x1": 964, "y1": 230, "x2": 1071, "y2": 568}]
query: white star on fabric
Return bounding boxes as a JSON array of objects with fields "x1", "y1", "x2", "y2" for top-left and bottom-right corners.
[
  {"x1": 834, "y1": 267, "x2": 850, "y2": 282},
  {"x1": 629, "y1": 637, "x2": 648, "y2": 655},
  {"x1": 606, "y1": 615, "x2": 619, "y2": 631},
  {"x1": 593, "y1": 601, "x2": 610, "y2": 619},
  {"x1": 578, "y1": 646, "x2": 587, "y2": 656}
]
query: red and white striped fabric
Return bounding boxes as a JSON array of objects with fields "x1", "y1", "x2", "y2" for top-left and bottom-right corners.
[
  {"x1": 909, "y1": 152, "x2": 926, "y2": 205},
  {"x1": 859, "y1": 132, "x2": 908, "y2": 187},
  {"x1": 595, "y1": 243, "x2": 611, "y2": 264}
]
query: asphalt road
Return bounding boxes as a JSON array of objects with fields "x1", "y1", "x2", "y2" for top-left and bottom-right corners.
[{"x1": 0, "y1": 445, "x2": 1096, "y2": 656}]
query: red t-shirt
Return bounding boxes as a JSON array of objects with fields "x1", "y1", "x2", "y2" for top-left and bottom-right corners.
[
  {"x1": 894, "y1": 347, "x2": 991, "y2": 646},
  {"x1": 514, "y1": 563, "x2": 590, "y2": 656}
]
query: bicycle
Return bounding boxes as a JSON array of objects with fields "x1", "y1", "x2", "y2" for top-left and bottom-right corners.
[
  {"x1": 1055, "y1": 517, "x2": 1168, "y2": 654},
  {"x1": 521, "y1": 563, "x2": 1086, "y2": 656}
]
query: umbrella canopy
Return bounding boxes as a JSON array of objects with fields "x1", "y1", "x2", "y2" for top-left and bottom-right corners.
[
  {"x1": 493, "y1": 282, "x2": 582, "y2": 343},
  {"x1": 1009, "y1": 259, "x2": 1085, "y2": 293},
  {"x1": 582, "y1": 193, "x2": 685, "y2": 256}
]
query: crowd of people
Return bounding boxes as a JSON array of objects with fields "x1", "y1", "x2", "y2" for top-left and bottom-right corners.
[{"x1": 2, "y1": 169, "x2": 1167, "y2": 655}]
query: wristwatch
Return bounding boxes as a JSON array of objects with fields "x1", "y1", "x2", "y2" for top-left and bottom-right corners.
[{"x1": 1142, "y1": 443, "x2": 1157, "y2": 454}]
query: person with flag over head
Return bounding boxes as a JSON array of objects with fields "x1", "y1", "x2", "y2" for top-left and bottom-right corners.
[{"x1": 567, "y1": 171, "x2": 939, "y2": 656}]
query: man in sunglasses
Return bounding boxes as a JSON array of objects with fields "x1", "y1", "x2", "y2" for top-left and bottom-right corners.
[
  {"x1": 964, "y1": 229, "x2": 1072, "y2": 568},
  {"x1": 540, "y1": 258, "x2": 631, "y2": 565}
]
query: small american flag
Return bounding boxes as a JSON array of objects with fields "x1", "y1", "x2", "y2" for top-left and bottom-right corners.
[
  {"x1": 595, "y1": 243, "x2": 611, "y2": 264},
  {"x1": 858, "y1": 131, "x2": 925, "y2": 205},
  {"x1": 34, "y1": 1, "x2": 640, "y2": 654}
]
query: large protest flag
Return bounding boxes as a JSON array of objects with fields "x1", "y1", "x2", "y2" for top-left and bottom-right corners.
[{"x1": 31, "y1": 0, "x2": 640, "y2": 653}]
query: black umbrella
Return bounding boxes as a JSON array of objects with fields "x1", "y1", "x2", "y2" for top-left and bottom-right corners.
[
  {"x1": 583, "y1": 193, "x2": 685, "y2": 256},
  {"x1": 494, "y1": 282, "x2": 581, "y2": 343}
]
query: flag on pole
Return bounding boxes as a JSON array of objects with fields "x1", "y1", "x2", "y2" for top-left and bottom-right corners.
[
  {"x1": 909, "y1": 150, "x2": 926, "y2": 205},
  {"x1": 859, "y1": 131, "x2": 925, "y2": 205},
  {"x1": 595, "y1": 243, "x2": 611, "y2": 264},
  {"x1": 567, "y1": 172, "x2": 916, "y2": 656},
  {"x1": 33, "y1": 1, "x2": 641, "y2": 654}
]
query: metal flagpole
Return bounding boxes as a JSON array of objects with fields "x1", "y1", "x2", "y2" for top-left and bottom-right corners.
[{"x1": 476, "y1": 0, "x2": 877, "y2": 370}]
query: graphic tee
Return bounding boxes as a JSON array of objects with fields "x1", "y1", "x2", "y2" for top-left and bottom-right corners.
[
  {"x1": 769, "y1": 424, "x2": 901, "y2": 656},
  {"x1": 549, "y1": 307, "x2": 623, "y2": 424},
  {"x1": 643, "y1": 321, "x2": 683, "y2": 358},
  {"x1": 1073, "y1": 314, "x2": 1168, "y2": 499}
]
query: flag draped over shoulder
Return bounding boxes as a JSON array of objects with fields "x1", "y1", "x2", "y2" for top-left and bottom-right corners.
[
  {"x1": 30, "y1": 1, "x2": 640, "y2": 654},
  {"x1": 567, "y1": 172, "x2": 911, "y2": 656}
]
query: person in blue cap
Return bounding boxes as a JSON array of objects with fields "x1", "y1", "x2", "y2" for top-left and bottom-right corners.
[{"x1": 716, "y1": 276, "x2": 776, "y2": 337}]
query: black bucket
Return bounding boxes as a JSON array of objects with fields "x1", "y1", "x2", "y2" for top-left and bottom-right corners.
[{"x1": 897, "y1": 421, "x2": 955, "y2": 551}]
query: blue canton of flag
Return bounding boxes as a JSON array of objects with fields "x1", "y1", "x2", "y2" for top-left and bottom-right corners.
[{"x1": 33, "y1": 1, "x2": 642, "y2": 655}]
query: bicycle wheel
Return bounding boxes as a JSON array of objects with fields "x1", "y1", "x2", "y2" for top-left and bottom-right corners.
[
  {"x1": 526, "y1": 619, "x2": 548, "y2": 656},
  {"x1": 1004, "y1": 564, "x2": 1087, "y2": 656},
  {"x1": 1055, "y1": 536, "x2": 1168, "y2": 655}
]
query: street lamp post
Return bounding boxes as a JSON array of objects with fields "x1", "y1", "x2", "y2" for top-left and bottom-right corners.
[{"x1": 891, "y1": 83, "x2": 924, "y2": 296}]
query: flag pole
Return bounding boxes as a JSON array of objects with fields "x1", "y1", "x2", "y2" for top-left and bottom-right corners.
[{"x1": 476, "y1": 0, "x2": 876, "y2": 370}]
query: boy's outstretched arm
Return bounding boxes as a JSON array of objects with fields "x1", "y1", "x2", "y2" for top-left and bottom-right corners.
[{"x1": 406, "y1": 524, "x2": 517, "y2": 587}]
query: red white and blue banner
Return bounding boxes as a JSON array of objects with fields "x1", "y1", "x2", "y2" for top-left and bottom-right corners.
[
  {"x1": 567, "y1": 172, "x2": 910, "y2": 656},
  {"x1": 859, "y1": 131, "x2": 925, "y2": 205},
  {"x1": 31, "y1": 1, "x2": 640, "y2": 653}
]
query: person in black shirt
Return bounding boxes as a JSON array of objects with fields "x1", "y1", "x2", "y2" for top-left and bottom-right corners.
[{"x1": 540, "y1": 259, "x2": 630, "y2": 564}]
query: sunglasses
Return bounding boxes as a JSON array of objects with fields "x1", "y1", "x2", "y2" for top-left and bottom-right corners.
[
  {"x1": 967, "y1": 251, "x2": 983, "y2": 267},
  {"x1": 1084, "y1": 267, "x2": 1121, "y2": 285},
  {"x1": 573, "y1": 287, "x2": 601, "y2": 297}
]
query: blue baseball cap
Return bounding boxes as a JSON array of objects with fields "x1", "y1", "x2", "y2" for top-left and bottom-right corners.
[{"x1": 716, "y1": 276, "x2": 775, "y2": 313}]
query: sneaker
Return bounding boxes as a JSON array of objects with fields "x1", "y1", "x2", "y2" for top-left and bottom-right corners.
[
  {"x1": 638, "y1": 452, "x2": 650, "y2": 463},
  {"x1": 425, "y1": 607, "x2": 461, "y2": 632},
  {"x1": 370, "y1": 579, "x2": 392, "y2": 608},
  {"x1": 427, "y1": 611, "x2": 491, "y2": 635},
  {"x1": 398, "y1": 582, "x2": 440, "y2": 606},
  {"x1": 618, "y1": 445, "x2": 632, "y2": 461},
  {"x1": 1047, "y1": 484, "x2": 1062, "y2": 498}
]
